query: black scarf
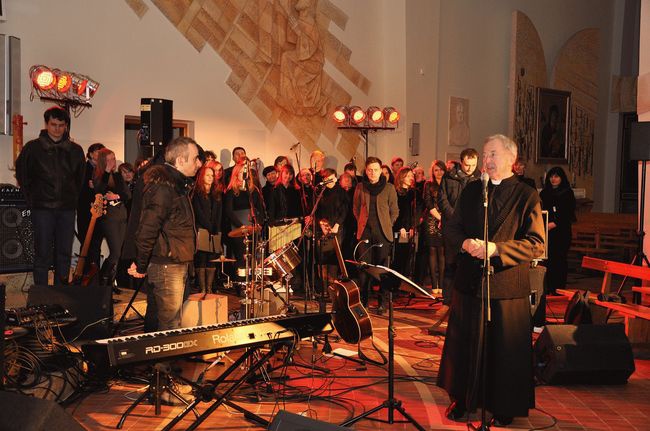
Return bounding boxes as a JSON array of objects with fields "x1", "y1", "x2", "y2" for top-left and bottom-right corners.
[{"x1": 364, "y1": 175, "x2": 387, "y2": 196}]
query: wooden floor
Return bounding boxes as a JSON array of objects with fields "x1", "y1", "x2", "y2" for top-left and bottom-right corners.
[{"x1": 63, "y1": 283, "x2": 650, "y2": 431}]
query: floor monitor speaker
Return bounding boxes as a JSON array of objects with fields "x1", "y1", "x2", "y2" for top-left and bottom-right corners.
[
  {"x1": 534, "y1": 324, "x2": 635, "y2": 385},
  {"x1": 268, "y1": 410, "x2": 347, "y2": 431},
  {"x1": 0, "y1": 391, "x2": 85, "y2": 431}
]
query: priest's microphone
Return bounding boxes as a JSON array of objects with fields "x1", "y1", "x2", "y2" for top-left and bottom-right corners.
[{"x1": 481, "y1": 171, "x2": 489, "y2": 207}]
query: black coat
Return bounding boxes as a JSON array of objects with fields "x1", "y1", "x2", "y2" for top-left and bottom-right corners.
[
  {"x1": 269, "y1": 184, "x2": 303, "y2": 222},
  {"x1": 438, "y1": 165, "x2": 481, "y2": 221},
  {"x1": 540, "y1": 185, "x2": 576, "y2": 251},
  {"x1": 192, "y1": 192, "x2": 222, "y2": 234},
  {"x1": 134, "y1": 164, "x2": 196, "y2": 272},
  {"x1": 15, "y1": 130, "x2": 85, "y2": 210}
]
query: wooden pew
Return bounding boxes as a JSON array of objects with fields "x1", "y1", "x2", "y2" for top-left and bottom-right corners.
[{"x1": 569, "y1": 213, "x2": 637, "y2": 264}]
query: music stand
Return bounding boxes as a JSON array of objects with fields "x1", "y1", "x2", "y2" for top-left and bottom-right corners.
[{"x1": 340, "y1": 261, "x2": 431, "y2": 431}]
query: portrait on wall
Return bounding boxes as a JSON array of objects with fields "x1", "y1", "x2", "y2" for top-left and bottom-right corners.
[
  {"x1": 448, "y1": 96, "x2": 470, "y2": 147},
  {"x1": 536, "y1": 87, "x2": 570, "y2": 163}
]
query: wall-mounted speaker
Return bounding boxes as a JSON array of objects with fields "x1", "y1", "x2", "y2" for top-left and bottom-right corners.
[
  {"x1": 268, "y1": 410, "x2": 347, "y2": 431},
  {"x1": 630, "y1": 121, "x2": 650, "y2": 161},
  {"x1": 410, "y1": 122, "x2": 420, "y2": 156}
]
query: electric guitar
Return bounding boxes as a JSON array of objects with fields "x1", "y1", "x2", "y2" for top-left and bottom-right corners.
[
  {"x1": 326, "y1": 225, "x2": 373, "y2": 344},
  {"x1": 71, "y1": 194, "x2": 105, "y2": 286}
]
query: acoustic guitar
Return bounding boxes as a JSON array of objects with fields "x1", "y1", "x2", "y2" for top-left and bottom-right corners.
[
  {"x1": 326, "y1": 225, "x2": 373, "y2": 344},
  {"x1": 71, "y1": 193, "x2": 105, "y2": 286}
]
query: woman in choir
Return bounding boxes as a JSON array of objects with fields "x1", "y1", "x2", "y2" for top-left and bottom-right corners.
[
  {"x1": 93, "y1": 148, "x2": 130, "y2": 287},
  {"x1": 269, "y1": 164, "x2": 302, "y2": 223},
  {"x1": 423, "y1": 160, "x2": 446, "y2": 295},
  {"x1": 224, "y1": 162, "x2": 266, "y2": 288},
  {"x1": 392, "y1": 167, "x2": 417, "y2": 278},
  {"x1": 540, "y1": 166, "x2": 576, "y2": 295},
  {"x1": 192, "y1": 165, "x2": 223, "y2": 293},
  {"x1": 381, "y1": 164, "x2": 395, "y2": 185}
]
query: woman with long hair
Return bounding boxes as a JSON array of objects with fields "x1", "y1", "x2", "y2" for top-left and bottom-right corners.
[
  {"x1": 392, "y1": 167, "x2": 417, "y2": 278},
  {"x1": 192, "y1": 165, "x2": 223, "y2": 293},
  {"x1": 423, "y1": 160, "x2": 447, "y2": 296},
  {"x1": 224, "y1": 162, "x2": 266, "y2": 288},
  {"x1": 540, "y1": 166, "x2": 576, "y2": 295},
  {"x1": 93, "y1": 147, "x2": 130, "y2": 287},
  {"x1": 381, "y1": 164, "x2": 395, "y2": 185},
  {"x1": 269, "y1": 164, "x2": 302, "y2": 222}
]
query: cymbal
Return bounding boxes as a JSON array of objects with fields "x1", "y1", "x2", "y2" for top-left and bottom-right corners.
[
  {"x1": 228, "y1": 225, "x2": 261, "y2": 238},
  {"x1": 209, "y1": 256, "x2": 236, "y2": 263}
]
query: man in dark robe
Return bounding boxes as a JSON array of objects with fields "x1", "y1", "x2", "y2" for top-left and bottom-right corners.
[{"x1": 437, "y1": 134, "x2": 545, "y2": 426}]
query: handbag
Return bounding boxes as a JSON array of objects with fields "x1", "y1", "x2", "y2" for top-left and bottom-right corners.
[{"x1": 197, "y1": 228, "x2": 223, "y2": 254}]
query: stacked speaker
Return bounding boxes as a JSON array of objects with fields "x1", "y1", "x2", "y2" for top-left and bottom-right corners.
[{"x1": 0, "y1": 185, "x2": 34, "y2": 274}]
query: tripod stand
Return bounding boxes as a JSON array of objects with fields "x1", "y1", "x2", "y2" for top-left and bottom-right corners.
[
  {"x1": 340, "y1": 263, "x2": 431, "y2": 431},
  {"x1": 112, "y1": 276, "x2": 146, "y2": 336}
]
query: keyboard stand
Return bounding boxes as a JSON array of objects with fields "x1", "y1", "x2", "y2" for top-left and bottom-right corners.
[
  {"x1": 116, "y1": 363, "x2": 198, "y2": 429},
  {"x1": 161, "y1": 340, "x2": 290, "y2": 431}
]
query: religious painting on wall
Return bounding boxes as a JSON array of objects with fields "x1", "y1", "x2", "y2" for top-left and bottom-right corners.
[
  {"x1": 448, "y1": 96, "x2": 470, "y2": 147},
  {"x1": 536, "y1": 87, "x2": 570, "y2": 164}
]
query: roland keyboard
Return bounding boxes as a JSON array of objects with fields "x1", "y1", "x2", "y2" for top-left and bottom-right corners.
[{"x1": 81, "y1": 313, "x2": 332, "y2": 369}]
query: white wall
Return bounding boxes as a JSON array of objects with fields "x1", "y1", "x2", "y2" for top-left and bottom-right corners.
[{"x1": 0, "y1": 0, "x2": 408, "y2": 184}]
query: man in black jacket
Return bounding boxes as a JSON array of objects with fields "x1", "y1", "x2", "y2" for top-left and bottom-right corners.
[
  {"x1": 15, "y1": 107, "x2": 85, "y2": 285},
  {"x1": 436, "y1": 148, "x2": 480, "y2": 305},
  {"x1": 128, "y1": 137, "x2": 202, "y2": 330}
]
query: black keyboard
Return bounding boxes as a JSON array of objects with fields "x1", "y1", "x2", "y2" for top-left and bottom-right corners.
[{"x1": 81, "y1": 313, "x2": 333, "y2": 368}]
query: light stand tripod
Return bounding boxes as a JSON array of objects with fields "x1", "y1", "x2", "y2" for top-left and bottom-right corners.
[{"x1": 340, "y1": 263, "x2": 432, "y2": 431}]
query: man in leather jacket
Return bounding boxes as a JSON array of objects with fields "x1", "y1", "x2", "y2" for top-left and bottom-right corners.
[
  {"x1": 15, "y1": 107, "x2": 85, "y2": 285},
  {"x1": 128, "y1": 137, "x2": 202, "y2": 330}
]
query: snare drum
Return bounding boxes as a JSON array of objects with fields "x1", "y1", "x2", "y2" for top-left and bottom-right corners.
[{"x1": 264, "y1": 243, "x2": 301, "y2": 279}]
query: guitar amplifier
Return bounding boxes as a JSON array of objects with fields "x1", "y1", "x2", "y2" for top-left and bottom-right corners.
[{"x1": 0, "y1": 185, "x2": 34, "y2": 274}]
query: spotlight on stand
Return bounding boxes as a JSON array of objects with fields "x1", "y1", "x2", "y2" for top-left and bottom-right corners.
[
  {"x1": 332, "y1": 105, "x2": 349, "y2": 124},
  {"x1": 349, "y1": 105, "x2": 366, "y2": 125},
  {"x1": 367, "y1": 106, "x2": 384, "y2": 125},
  {"x1": 331, "y1": 104, "x2": 401, "y2": 158},
  {"x1": 384, "y1": 107, "x2": 400, "y2": 126},
  {"x1": 29, "y1": 64, "x2": 100, "y2": 115}
]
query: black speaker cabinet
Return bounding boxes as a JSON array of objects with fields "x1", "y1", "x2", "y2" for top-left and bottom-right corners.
[
  {"x1": 0, "y1": 198, "x2": 34, "y2": 274},
  {"x1": 534, "y1": 324, "x2": 635, "y2": 385},
  {"x1": 0, "y1": 391, "x2": 85, "y2": 431},
  {"x1": 27, "y1": 284, "x2": 113, "y2": 340},
  {"x1": 140, "y1": 98, "x2": 173, "y2": 148},
  {"x1": 268, "y1": 410, "x2": 347, "y2": 431},
  {"x1": 630, "y1": 121, "x2": 650, "y2": 161}
]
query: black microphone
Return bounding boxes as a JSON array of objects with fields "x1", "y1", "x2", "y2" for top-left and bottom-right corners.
[
  {"x1": 289, "y1": 142, "x2": 300, "y2": 151},
  {"x1": 481, "y1": 171, "x2": 489, "y2": 206},
  {"x1": 316, "y1": 178, "x2": 336, "y2": 187},
  {"x1": 242, "y1": 162, "x2": 249, "y2": 191}
]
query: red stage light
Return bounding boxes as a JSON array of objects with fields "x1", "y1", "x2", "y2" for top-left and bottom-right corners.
[
  {"x1": 32, "y1": 66, "x2": 57, "y2": 91},
  {"x1": 332, "y1": 106, "x2": 348, "y2": 124},
  {"x1": 384, "y1": 107, "x2": 400, "y2": 125},
  {"x1": 56, "y1": 73, "x2": 72, "y2": 93},
  {"x1": 350, "y1": 106, "x2": 366, "y2": 125},
  {"x1": 76, "y1": 79, "x2": 88, "y2": 96},
  {"x1": 367, "y1": 106, "x2": 383, "y2": 124}
]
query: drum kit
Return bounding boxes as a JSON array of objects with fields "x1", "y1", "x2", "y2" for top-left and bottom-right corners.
[{"x1": 221, "y1": 222, "x2": 301, "y2": 319}]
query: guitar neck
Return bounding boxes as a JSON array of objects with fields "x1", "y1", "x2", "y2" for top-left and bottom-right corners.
[
  {"x1": 73, "y1": 215, "x2": 98, "y2": 278},
  {"x1": 333, "y1": 236, "x2": 349, "y2": 279}
]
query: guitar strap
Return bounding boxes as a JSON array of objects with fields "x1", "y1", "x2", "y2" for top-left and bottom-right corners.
[{"x1": 357, "y1": 336, "x2": 387, "y2": 366}]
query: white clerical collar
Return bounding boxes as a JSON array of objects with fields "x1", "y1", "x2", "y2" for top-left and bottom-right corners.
[{"x1": 490, "y1": 179, "x2": 502, "y2": 185}]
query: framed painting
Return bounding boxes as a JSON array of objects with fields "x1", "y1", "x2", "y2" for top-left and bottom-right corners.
[{"x1": 536, "y1": 87, "x2": 571, "y2": 164}]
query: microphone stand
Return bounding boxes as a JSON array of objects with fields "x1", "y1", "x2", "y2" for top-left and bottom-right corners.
[
  {"x1": 293, "y1": 147, "x2": 313, "y2": 313},
  {"x1": 470, "y1": 179, "x2": 492, "y2": 431}
]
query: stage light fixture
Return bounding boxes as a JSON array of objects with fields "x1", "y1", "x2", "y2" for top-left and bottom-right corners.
[
  {"x1": 350, "y1": 106, "x2": 366, "y2": 125},
  {"x1": 29, "y1": 64, "x2": 100, "y2": 112},
  {"x1": 367, "y1": 106, "x2": 384, "y2": 124},
  {"x1": 31, "y1": 66, "x2": 57, "y2": 91},
  {"x1": 332, "y1": 105, "x2": 349, "y2": 124},
  {"x1": 384, "y1": 107, "x2": 400, "y2": 125},
  {"x1": 56, "y1": 73, "x2": 72, "y2": 93}
]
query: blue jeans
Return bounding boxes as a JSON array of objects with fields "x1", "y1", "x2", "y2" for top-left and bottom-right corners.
[
  {"x1": 31, "y1": 208, "x2": 76, "y2": 285},
  {"x1": 146, "y1": 262, "x2": 188, "y2": 331}
]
